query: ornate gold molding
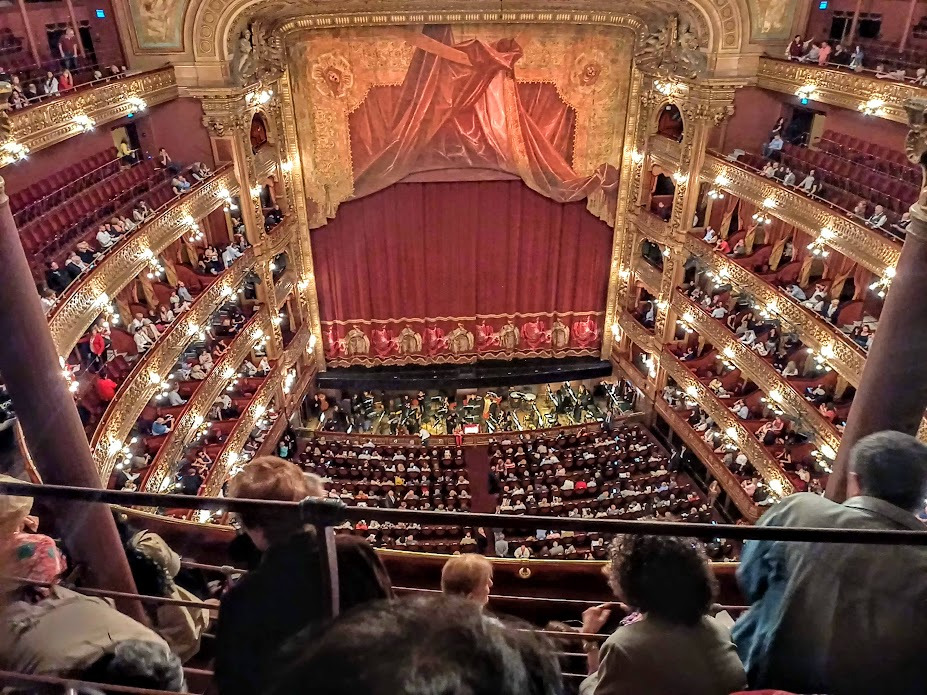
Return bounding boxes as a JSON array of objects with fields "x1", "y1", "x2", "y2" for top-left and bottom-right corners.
[
  {"x1": 619, "y1": 310, "x2": 659, "y2": 354},
  {"x1": 4, "y1": 68, "x2": 177, "y2": 165},
  {"x1": 673, "y1": 291, "x2": 842, "y2": 453},
  {"x1": 47, "y1": 166, "x2": 240, "y2": 356},
  {"x1": 91, "y1": 249, "x2": 260, "y2": 480},
  {"x1": 274, "y1": 270, "x2": 295, "y2": 308},
  {"x1": 648, "y1": 134, "x2": 682, "y2": 170},
  {"x1": 653, "y1": 397, "x2": 761, "y2": 520},
  {"x1": 659, "y1": 350, "x2": 795, "y2": 496},
  {"x1": 757, "y1": 57, "x2": 918, "y2": 126},
  {"x1": 684, "y1": 235, "x2": 866, "y2": 386},
  {"x1": 703, "y1": 155, "x2": 901, "y2": 276},
  {"x1": 632, "y1": 256, "x2": 663, "y2": 294},
  {"x1": 143, "y1": 310, "x2": 272, "y2": 494},
  {"x1": 201, "y1": 323, "x2": 313, "y2": 497}
]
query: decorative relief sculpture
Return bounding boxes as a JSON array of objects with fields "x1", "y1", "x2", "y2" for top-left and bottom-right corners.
[
  {"x1": 905, "y1": 98, "x2": 927, "y2": 227},
  {"x1": 234, "y1": 23, "x2": 287, "y2": 86},
  {"x1": 636, "y1": 14, "x2": 707, "y2": 80}
]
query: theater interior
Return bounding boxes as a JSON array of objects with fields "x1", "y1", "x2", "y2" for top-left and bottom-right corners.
[{"x1": 1, "y1": 0, "x2": 927, "y2": 691}]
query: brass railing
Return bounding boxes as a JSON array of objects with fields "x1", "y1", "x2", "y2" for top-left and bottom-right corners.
[
  {"x1": 757, "y1": 56, "x2": 918, "y2": 126},
  {"x1": 673, "y1": 292, "x2": 842, "y2": 454},
  {"x1": 702, "y1": 154, "x2": 900, "y2": 276},
  {"x1": 684, "y1": 235, "x2": 866, "y2": 386},
  {"x1": 89, "y1": 249, "x2": 259, "y2": 476},
  {"x1": 201, "y1": 324, "x2": 313, "y2": 497},
  {"x1": 5, "y1": 67, "x2": 178, "y2": 164},
  {"x1": 141, "y1": 310, "x2": 272, "y2": 493},
  {"x1": 47, "y1": 165, "x2": 239, "y2": 355}
]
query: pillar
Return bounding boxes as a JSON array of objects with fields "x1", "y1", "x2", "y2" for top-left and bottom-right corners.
[
  {"x1": 900, "y1": 0, "x2": 919, "y2": 50},
  {"x1": 828, "y1": 220, "x2": 927, "y2": 500},
  {"x1": 15, "y1": 0, "x2": 40, "y2": 66},
  {"x1": 0, "y1": 176, "x2": 142, "y2": 619},
  {"x1": 847, "y1": 0, "x2": 865, "y2": 43}
]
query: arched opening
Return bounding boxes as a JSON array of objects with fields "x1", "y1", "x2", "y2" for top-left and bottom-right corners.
[
  {"x1": 656, "y1": 104, "x2": 684, "y2": 142},
  {"x1": 250, "y1": 113, "x2": 269, "y2": 151},
  {"x1": 649, "y1": 172, "x2": 676, "y2": 220}
]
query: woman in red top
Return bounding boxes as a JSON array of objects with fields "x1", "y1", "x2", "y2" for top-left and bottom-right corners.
[{"x1": 58, "y1": 69, "x2": 74, "y2": 91}]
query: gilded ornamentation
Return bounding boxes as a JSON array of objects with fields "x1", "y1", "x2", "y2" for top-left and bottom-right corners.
[
  {"x1": 311, "y1": 51, "x2": 355, "y2": 98},
  {"x1": 128, "y1": 0, "x2": 187, "y2": 50},
  {"x1": 398, "y1": 326, "x2": 423, "y2": 355},
  {"x1": 234, "y1": 23, "x2": 287, "y2": 86},
  {"x1": 3, "y1": 68, "x2": 177, "y2": 167},
  {"x1": 344, "y1": 326, "x2": 370, "y2": 356},
  {"x1": 571, "y1": 50, "x2": 609, "y2": 94},
  {"x1": 904, "y1": 98, "x2": 927, "y2": 233},
  {"x1": 757, "y1": 57, "x2": 917, "y2": 126},
  {"x1": 703, "y1": 155, "x2": 901, "y2": 275},
  {"x1": 635, "y1": 14, "x2": 707, "y2": 80},
  {"x1": 47, "y1": 166, "x2": 240, "y2": 356}
]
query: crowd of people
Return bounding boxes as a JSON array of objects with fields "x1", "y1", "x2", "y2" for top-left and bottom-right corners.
[
  {"x1": 784, "y1": 34, "x2": 927, "y2": 85},
  {"x1": 2, "y1": 429, "x2": 925, "y2": 694}
]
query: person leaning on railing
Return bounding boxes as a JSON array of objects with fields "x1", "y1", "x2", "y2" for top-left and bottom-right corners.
[
  {"x1": 733, "y1": 430, "x2": 927, "y2": 695},
  {"x1": 214, "y1": 456, "x2": 393, "y2": 695}
]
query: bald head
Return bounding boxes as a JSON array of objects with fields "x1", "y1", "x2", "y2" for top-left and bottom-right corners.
[{"x1": 849, "y1": 431, "x2": 927, "y2": 512}]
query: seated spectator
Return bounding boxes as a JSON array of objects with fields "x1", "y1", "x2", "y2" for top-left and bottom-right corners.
[
  {"x1": 797, "y1": 169, "x2": 819, "y2": 195},
  {"x1": 264, "y1": 205, "x2": 283, "y2": 229},
  {"x1": 222, "y1": 243, "x2": 243, "y2": 268},
  {"x1": 801, "y1": 42, "x2": 821, "y2": 63},
  {"x1": 866, "y1": 204, "x2": 888, "y2": 229},
  {"x1": 786, "y1": 283, "x2": 806, "y2": 301},
  {"x1": 165, "y1": 383, "x2": 186, "y2": 406},
  {"x1": 849, "y1": 45, "x2": 863, "y2": 70},
  {"x1": 151, "y1": 415, "x2": 174, "y2": 436},
  {"x1": 785, "y1": 35, "x2": 804, "y2": 60},
  {"x1": 42, "y1": 71, "x2": 58, "y2": 96},
  {"x1": 190, "y1": 363, "x2": 208, "y2": 380},
  {"x1": 133, "y1": 320, "x2": 156, "y2": 352},
  {"x1": 64, "y1": 253, "x2": 88, "y2": 279},
  {"x1": 830, "y1": 43, "x2": 849, "y2": 66},
  {"x1": 96, "y1": 224, "x2": 120, "y2": 249},
  {"x1": 176, "y1": 281, "x2": 193, "y2": 303},
  {"x1": 172, "y1": 175, "x2": 192, "y2": 195},
  {"x1": 269, "y1": 596, "x2": 561, "y2": 695},
  {"x1": 58, "y1": 69, "x2": 74, "y2": 91},
  {"x1": 817, "y1": 41, "x2": 831, "y2": 65},
  {"x1": 95, "y1": 374, "x2": 118, "y2": 402},
  {"x1": 191, "y1": 162, "x2": 213, "y2": 182},
  {"x1": 157, "y1": 147, "x2": 180, "y2": 173},
  {"x1": 44, "y1": 261, "x2": 70, "y2": 294},
  {"x1": 702, "y1": 226, "x2": 718, "y2": 243},
  {"x1": 440, "y1": 554, "x2": 493, "y2": 608},
  {"x1": 39, "y1": 287, "x2": 57, "y2": 314},
  {"x1": 514, "y1": 543, "x2": 532, "y2": 559},
  {"x1": 875, "y1": 63, "x2": 906, "y2": 80},
  {"x1": 75, "y1": 241, "x2": 100, "y2": 264},
  {"x1": 914, "y1": 68, "x2": 927, "y2": 87},
  {"x1": 734, "y1": 431, "x2": 927, "y2": 694},
  {"x1": 215, "y1": 457, "x2": 392, "y2": 695},
  {"x1": 781, "y1": 167, "x2": 796, "y2": 186},
  {"x1": 852, "y1": 200, "x2": 867, "y2": 219},
  {"x1": 762, "y1": 134, "x2": 784, "y2": 159},
  {"x1": 892, "y1": 211, "x2": 911, "y2": 235},
  {"x1": 580, "y1": 535, "x2": 746, "y2": 695}
]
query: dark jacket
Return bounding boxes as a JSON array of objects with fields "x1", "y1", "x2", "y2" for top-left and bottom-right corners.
[{"x1": 215, "y1": 532, "x2": 392, "y2": 695}]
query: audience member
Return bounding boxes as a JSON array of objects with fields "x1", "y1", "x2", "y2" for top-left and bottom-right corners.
[
  {"x1": 733, "y1": 431, "x2": 927, "y2": 694},
  {"x1": 441, "y1": 554, "x2": 494, "y2": 608}
]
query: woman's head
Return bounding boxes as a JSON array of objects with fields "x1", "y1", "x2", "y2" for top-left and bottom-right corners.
[
  {"x1": 441, "y1": 554, "x2": 494, "y2": 607},
  {"x1": 605, "y1": 534, "x2": 715, "y2": 625},
  {"x1": 228, "y1": 456, "x2": 324, "y2": 549}
]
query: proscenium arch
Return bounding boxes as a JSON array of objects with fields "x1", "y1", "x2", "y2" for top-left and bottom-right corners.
[{"x1": 184, "y1": 0, "x2": 751, "y2": 67}]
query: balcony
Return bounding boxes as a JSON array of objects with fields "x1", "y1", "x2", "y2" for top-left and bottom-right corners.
[
  {"x1": 659, "y1": 351, "x2": 794, "y2": 498},
  {"x1": 683, "y1": 235, "x2": 866, "y2": 386},
  {"x1": 89, "y1": 248, "x2": 259, "y2": 476},
  {"x1": 201, "y1": 324, "x2": 313, "y2": 497},
  {"x1": 4, "y1": 67, "x2": 177, "y2": 164},
  {"x1": 703, "y1": 154, "x2": 901, "y2": 276},
  {"x1": 648, "y1": 136, "x2": 683, "y2": 171},
  {"x1": 46, "y1": 164, "x2": 240, "y2": 355},
  {"x1": 757, "y1": 57, "x2": 919, "y2": 126},
  {"x1": 673, "y1": 292, "x2": 842, "y2": 454}
]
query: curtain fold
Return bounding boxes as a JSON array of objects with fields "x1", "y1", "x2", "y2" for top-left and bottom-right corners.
[{"x1": 311, "y1": 179, "x2": 612, "y2": 364}]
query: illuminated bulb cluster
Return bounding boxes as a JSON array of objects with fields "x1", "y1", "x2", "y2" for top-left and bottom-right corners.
[
  {"x1": 811, "y1": 443, "x2": 837, "y2": 474},
  {"x1": 113, "y1": 437, "x2": 140, "y2": 471},
  {"x1": 760, "y1": 389, "x2": 785, "y2": 416},
  {"x1": 629, "y1": 150, "x2": 644, "y2": 164},
  {"x1": 0, "y1": 141, "x2": 29, "y2": 166},
  {"x1": 704, "y1": 266, "x2": 730, "y2": 288},
  {"x1": 858, "y1": 97, "x2": 886, "y2": 117},
  {"x1": 308, "y1": 333, "x2": 317, "y2": 352},
  {"x1": 246, "y1": 89, "x2": 274, "y2": 106},
  {"x1": 707, "y1": 187, "x2": 725, "y2": 200},
  {"x1": 280, "y1": 160, "x2": 294, "y2": 172},
  {"x1": 282, "y1": 369, "x2": 297, "y2": 395},
  {"x1": 272, "y1": 312, "x2": 286, "y2": 326},
  {"x1": 716, "y1": 345, "x2": 737, "y2": 371},
  {"x1": 810, "y1": 345, "x2": 835, "y2": 373},
  {"x1": 611, "y1": 323, "x2": 622, "y2": 340},
  {"x1": 758, "y1": 300, "x2": 778, "y2": 320},
  {"x1": 676, "y1": 311, "x2": 695, "y2": 335},
  {"x1": 641, "y1": 354, "x2": 657, "y2": 378},
  {"x1": 752, "y1": 210, "x2": 772, "y2": 225},
  {"x1": 218, "y1": 188, "x2": 238, "y2": 212},
  {"x1": 182, "y1": 214, "x2": 205, "y2": 243},
  {"x1": 144, "y1": 251, "x2": 166, "y2": 280},
  {"x1": 672, "y1": 170, "x2": 689, "y2": 185},
  {"x1": 807, "y1": 227, "x2": 834, "y2": 258},
  {"x1": 154, "y1": 376, "x2": 177, "y2": 401},
  {"x1": 654, "y1": 80, "x2": 675, "y2": 96},
  {"x1": 795, "y1": 85, "x2": 818, "y2": 103},
  {"x1": 869, "y1": 266, "x2": 896, "y2": 298},
  {"x1": 60, "y1": 356, "x2": 79, "y2": 394},
  {"x1": 126, "y1": 95, "x2": 147, "y2": 112},
  {"x1": 250, "y1": 185, "x2": 263, "y2": 198},
  {"x1": 255, "y1": 406, "x2": 275, "y2": 430},
  {"x1": 72, "y1": 114, "x2": 95, "y2": 132}
]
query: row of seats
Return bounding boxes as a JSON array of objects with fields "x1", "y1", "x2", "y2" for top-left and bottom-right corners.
[
  {"x1": 10, "y1": 148, "x2": 120, "y2": 223},
  {"x1": 817, "y1": 130, "x2": 919, "y2": 184},
  {"x1": 856, "y1": 37, "x2": 927, "y2": 72}
]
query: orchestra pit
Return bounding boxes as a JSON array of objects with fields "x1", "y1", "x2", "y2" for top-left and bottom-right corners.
[{"x1": 1, "y1": 0, "x2": 927, "y2": 693}]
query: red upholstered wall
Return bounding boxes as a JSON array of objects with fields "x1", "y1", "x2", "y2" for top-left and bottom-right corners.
[{"x1": 311, "y1": 180, "x2": 613, "y2": 365}]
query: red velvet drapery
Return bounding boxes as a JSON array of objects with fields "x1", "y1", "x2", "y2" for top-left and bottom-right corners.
[
  {"x1": 348, "y1": 25, "x2": 617, "y2": 203},
  {"x1": 312, "y1": 179, "x2": 613, "y2": 365}
]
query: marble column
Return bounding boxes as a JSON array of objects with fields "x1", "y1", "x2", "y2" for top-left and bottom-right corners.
[{"x1": 0, "y1": 175, "x2": 143, "y2": 619}]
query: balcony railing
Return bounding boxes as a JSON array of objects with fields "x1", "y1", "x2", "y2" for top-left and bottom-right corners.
[
  {"x1": 46, "y1": 164, "x2": 239, "y2": 356},
  {"x1": 757, "y1": 56, "x2": 919, "y2": 126},
  {"x1": 703, "y1": 154, "x2": 901, "y2": 276},
  {"x1": 5, "y1": 66, "x2": 177, "y2": 164},
  {"x1": 683, "y1": 235, "x2": 866, "y2": 386},
  {"x1": 142, "y1": 311, "x2": 272, "y2": 494},
  {"x1": 89, "y1": 249, "x2": 259, "y2": 477},
  {"x1": 673, "y1": 292, "x2": 842, "y2": 454},
  {"x1": 201, "y1": 324, "x2": 313, "y2": 497}
]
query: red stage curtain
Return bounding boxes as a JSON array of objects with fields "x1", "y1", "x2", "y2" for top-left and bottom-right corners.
[
  {"x1": 312, "y1": 179, "x2": 613, "y2": 364},
  {"x1": 348, "y1": 25, "x2": 616, "y2": 204}
]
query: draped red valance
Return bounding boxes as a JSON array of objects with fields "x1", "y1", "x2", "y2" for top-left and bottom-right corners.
[{"x1": 311, "y1": 179, "x2": 613, "y2": 366}]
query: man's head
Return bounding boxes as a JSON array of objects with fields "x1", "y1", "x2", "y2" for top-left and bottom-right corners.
[
  {"x1": 270, "y1": 596, "x2": 561, "y2": 695},
  {"x1": 80, "y1": 640, "x2": 184, "y2": 692},
  {"x1": 228, "y1": 456, "x2": 324, "y2": 549},
  {"x1": 441, "y1": 554, "x2": 494, "y2": 607},
  {"x1": 848, "y1": 431, "x2": 927, "y2": 512},
  {"x1": 875, "y1": 205, "x2": 885, "y2": 215}
]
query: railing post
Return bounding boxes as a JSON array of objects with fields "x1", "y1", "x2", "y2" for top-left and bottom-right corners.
[
  {"x1": 299, "y1": 497, "x2": 347, "y2": 619},
  {"x1": 0, "y1": 175, "x2": 144, "y2": 621}
]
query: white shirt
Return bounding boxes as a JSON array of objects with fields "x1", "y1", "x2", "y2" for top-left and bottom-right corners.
[
  {"x1": 167, "y1": 390, "x2": 186, "y2": 406},
  {"x1": 514, "y1": 546, "x2": 531, "y2": 559},
  {"x1": 96, "y1": 230, "x2": 115, "y2": 248}
]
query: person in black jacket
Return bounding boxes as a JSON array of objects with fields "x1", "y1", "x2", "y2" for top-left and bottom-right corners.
[
  {"x1": 44, "y1": 261, "x2": 70, "y2": 294},
  {"x1": 215, "y1": 457, "x2": 392, "y2": 695}
]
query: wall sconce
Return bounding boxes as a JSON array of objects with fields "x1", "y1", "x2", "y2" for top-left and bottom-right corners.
[
  {"x1": 126, "y1": 95, "x2": 147, "y2": 112},
  {"x1": 858, "y1": 97, "x2": 886, "y2": 117},
  {"x1": 281, "y1": 160, "x2": 294, "y2": 172},
  {"x1": 752, "y1": 211, "x2": 772, "y2": 225},
  {"x1": 218, "y1": 188, "x2": 238, "y2": 212},
  {"x1": 672, "y1": 171, "x2": 689, "y2": 185},
  {"x1": 795, "y1": 85, "x2": 818, "y2": 104},
  {"x1": 250, "y1": 185, "x2": 263, "y2": 198},
  {"x1": 707, "y1": 187, "x2": 725, "y2": 200},
  {"x1": 807, "y1": 227, "x2": 834, "y2": 257},
  {"x1": 72, "y1": 114, "x2": 95, "y2": 132},
  {"x1": 869, "y1": 266, "x2": 895, "y2": 298},
  {"x1": 308, "y1": 334, "x2": 317, "y2": 351},
  {"x1": 762, "y1": 197, "x2": 777, "y2": 209},
  {"x1": 246, "y1": 89, "x2": 274, "y2": 106},
  {"x1": 182, "y1": 214, "x2": 205, "y2": 243},
  {"x1": 0, "y1": 141, "x2": 29, "y2": 165},
  {"x1": 630, "y1": 150, "x2": 644, "y2": 164},
  {"x1": 654, "y1": 80, "x2": 676, "y2": 96}
]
